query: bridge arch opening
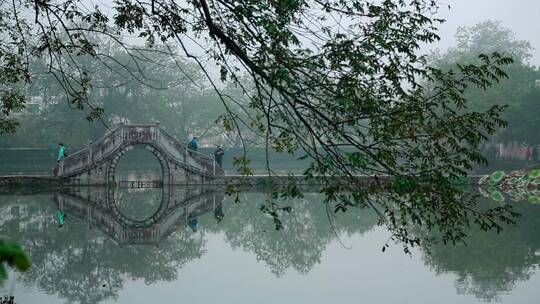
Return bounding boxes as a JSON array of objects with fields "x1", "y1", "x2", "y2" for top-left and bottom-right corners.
[
  {"x1": 107, "y1": 143, "x2": 171, "y2": 186},
  {"x1": 106, "y1": 143, "x2": 172, "y2": 225},
  {"x1": 112, "y1": 145, "x2": 164, "y2": 183}
]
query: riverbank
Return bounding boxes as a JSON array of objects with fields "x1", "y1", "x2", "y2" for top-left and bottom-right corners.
[{"x1": 0, "y1": 174, "x2": 484, "y2": 192}]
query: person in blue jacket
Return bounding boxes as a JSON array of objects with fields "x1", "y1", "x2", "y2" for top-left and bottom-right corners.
[{"x1": 188, "y1": 137, "x2": 199, "y2": 151}]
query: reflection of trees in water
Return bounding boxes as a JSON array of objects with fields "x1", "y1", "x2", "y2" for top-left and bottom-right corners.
[
  {"x1": 114, "y1": 188, "x2": 163, "y2": 221},
  {"x1": 0, "y1": 196, "x2": 205, "y2": 304},
  {"x1": 22, "y1": 226, "x2": 205, "y2": 304},
  {"x1": 421, "y1": 200, "x2": 540, "y2": 301},
  {"x1": 1, "y1": 192, "x2": 380, "y2": 301},
  {"x1": 2, "y1": 193, "x2": 540, "y2": 302},
  {"x1": 203, "y1": 193, "x2": 379, "y2": 276}
]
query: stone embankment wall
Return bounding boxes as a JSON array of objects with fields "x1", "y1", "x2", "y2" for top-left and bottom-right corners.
[
  {"x1": 0, "y1": 175, "x2": 484, "y2": 193},
  {"x1": 0, "y1": 175, "x2": 61, "y2": 194}
]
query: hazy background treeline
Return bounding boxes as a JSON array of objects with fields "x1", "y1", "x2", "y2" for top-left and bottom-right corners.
[
  {"x1": 0, "y1": 38, "x2": 246, "y2": 149},
  {"x1": 431, "y1": 21, "x2": 540, "y2": 147},
  {"x1": 0, "y1": 21, "x2": 539, "y2": 152}
]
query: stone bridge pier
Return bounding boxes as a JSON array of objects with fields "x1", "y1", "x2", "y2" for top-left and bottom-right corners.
[{"x1": 58, "y1": 124, "x2": 223, "y2": 186}]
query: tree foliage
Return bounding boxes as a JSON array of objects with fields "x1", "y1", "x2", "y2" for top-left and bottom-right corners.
[
  {"x1": 0, "y1": 38, "x2": 228, "y2": 147},
  {"x1": 0, "y1": 240, "x2": 31, "y2": 283},
  {"x1": 438, "y1": 20, "x2": 533, "y2": 65},
  {"x1": 0, "y1": 1, "x2": 520, "y2": 249},
  {"x1": 431, "y1": 20, "x2": 540, "y2": 145}
]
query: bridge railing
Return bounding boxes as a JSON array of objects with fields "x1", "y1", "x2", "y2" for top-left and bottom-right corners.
[
  {"x1": 157, "y1": 129, "x2": 221, "y2": 176},
  {"x1": 61, "y1": 123, "x2": 222, "y2": 178},
  {"x1": 61, "y1": 126, "x2": 125, "y2": 176},
  {"x1": 62, "y1": 125, "x2": 162, "y2": 176}
]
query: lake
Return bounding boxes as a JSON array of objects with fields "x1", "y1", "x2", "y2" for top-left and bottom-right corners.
[
  {"x1": 1, "y1": 148, "x2": 539, "y2": 304},
  {"x1": 1, "y1": 185, "x2": 539, "y2": 304}
]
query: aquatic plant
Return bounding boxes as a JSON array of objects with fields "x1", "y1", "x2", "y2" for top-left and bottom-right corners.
[
  {"x1": 479, "y1": 169, "x2": 540, "y2": 202},
  {"x1": 0, "y1": 240, "x2": 30, "y2": 284}
]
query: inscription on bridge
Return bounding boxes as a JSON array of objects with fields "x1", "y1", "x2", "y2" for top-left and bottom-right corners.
[{"x1": 122, "y1": 126, "x2": 158, "y2": 142}]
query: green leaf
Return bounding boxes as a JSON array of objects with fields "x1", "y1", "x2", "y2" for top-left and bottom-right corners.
[
  {"x1": 0, "y1": 240, "x2": 31, "y2": 284},
  {"x1": 527, "y1": 169, "x2": 540, "y2": 179},
  {"x1": 490, "y1": 190, "x2": 505, "y2": 203},
  {"x1": 528, "y1": 195, "x2": 540, "y2": 204},
  {"x1": 489, "y1": 171, "x2": 506, "y2": 184}
]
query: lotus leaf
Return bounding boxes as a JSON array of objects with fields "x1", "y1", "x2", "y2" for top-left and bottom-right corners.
[
  {"x1": 489, "y1": 171, "x2": 506, "y2": 184},
  {"x1": 528, "y1": 195, "x2": 540, "y2": 204},
  {"x1": 527, "y1": 169, "x2": 540, "y2": 179},
  {"x1": 490, "y1": 190, "x2": 505, "y2": 203}
]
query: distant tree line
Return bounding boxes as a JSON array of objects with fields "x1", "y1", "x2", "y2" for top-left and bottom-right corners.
[{"x1": 431, "y1": 21, "x2": 540, "y2": 146}]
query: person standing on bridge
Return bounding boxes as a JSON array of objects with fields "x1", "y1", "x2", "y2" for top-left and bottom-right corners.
[
  {"x1": 214, "y1": 145, "x2": 224, "y2": 167},
  {"x1": 53, "y1": 143, "x2": 67, "y2": 176},
  {"x1": 57, "y1": 143, "x2": 67, "y2": 162},
  {"x1": 188, "y1": 136, "x2": 199, "y2": 151}
]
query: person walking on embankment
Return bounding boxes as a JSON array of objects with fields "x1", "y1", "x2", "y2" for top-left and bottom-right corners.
[{"x1": 214, "y1": 145, "x2": 224, "y2": 167}]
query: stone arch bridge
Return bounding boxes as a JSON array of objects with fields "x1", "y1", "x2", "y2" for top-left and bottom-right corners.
[{"x1": 58, "y1": 124, "x2": 223, "y2": 186}]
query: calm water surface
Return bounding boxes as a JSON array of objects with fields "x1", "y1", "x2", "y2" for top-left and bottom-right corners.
[
  {"x1": 1, "y1": 149, "x2": 539, "y2": 303},
  {"x1": 1, "y1": 186, "x2": 539, "y2": 304}
]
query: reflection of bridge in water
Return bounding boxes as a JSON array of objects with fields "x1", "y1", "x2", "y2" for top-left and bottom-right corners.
[
  {"x1": 55, "y1": 187, "x2": 224, "y2": 245},
  {"x1": 58, "y1": 124, "x2": 223, "y2": 186}
]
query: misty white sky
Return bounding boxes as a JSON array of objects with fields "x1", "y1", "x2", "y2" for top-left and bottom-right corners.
[
  {"x1": 88, "y1": 0, "x2": 540, "y2": 69},
  {"x1": 433, "y1": 0, "x2": 540, "y2": 66}
]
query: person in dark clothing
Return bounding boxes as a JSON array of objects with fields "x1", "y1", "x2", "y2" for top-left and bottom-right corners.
[
  {"x1": 188, "y1": 218, "x2": 198, "y2": 232},
  {"x1": 214, "y1": 145, "x2": 224, "y2": 166},
  {"x1": 214, "y1": 204, "x2": 224, "y2": 223},
  {"x1": 188, "y1": 137, "x2": 199, "y2": 151}
]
